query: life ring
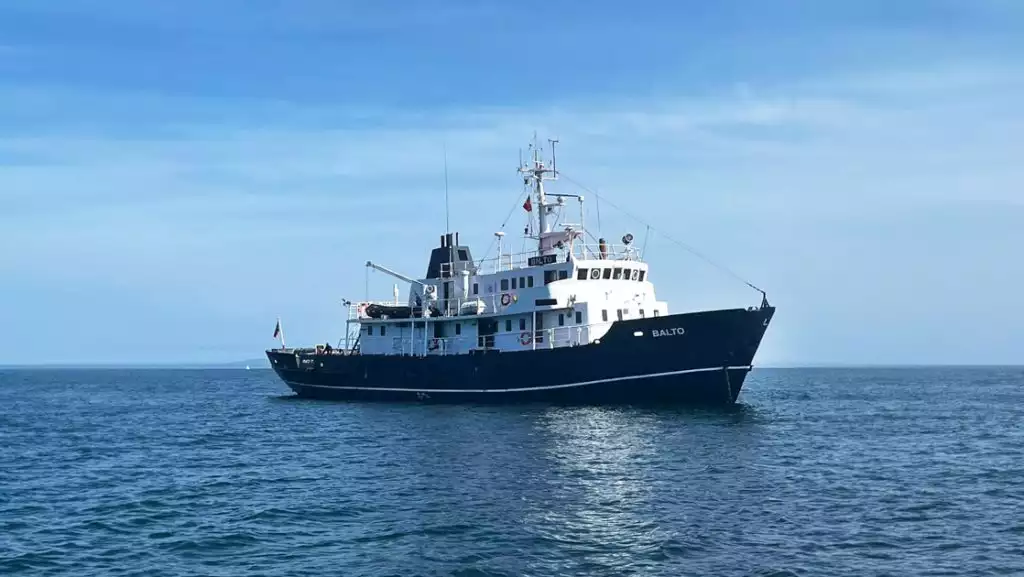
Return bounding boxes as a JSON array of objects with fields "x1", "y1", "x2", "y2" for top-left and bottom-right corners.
[
  {"x1": 519, "y1": 331, "x2": 532, "y2": 346},
  {"x1": 500, "y1": 293, "x2": 512, "y2": 306},
  {"x1": 590, "y1": 268, "x2": 600, "y2": 280},
  {"x1": 427, "y1": 338, "x2": 440, "y2": 351}
]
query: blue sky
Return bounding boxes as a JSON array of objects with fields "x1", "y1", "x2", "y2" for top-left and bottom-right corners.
[{"x1": 2, "y1": 0, "x2": 1022, "y2": 365}]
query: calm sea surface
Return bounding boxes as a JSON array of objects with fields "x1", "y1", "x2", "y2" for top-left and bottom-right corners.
[{"x1": 1, "y1": 367, "x2": 1022, "y2": 576}]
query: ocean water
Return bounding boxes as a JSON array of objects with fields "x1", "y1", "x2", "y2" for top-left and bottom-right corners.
[{"x1": 1, "y1": 367, "x2": 1022, "y2": 577}]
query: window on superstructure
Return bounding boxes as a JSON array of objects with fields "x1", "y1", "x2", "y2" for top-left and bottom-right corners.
[
  {"x1": 617, "y1": 309, "x2": 623, "y2": 321},
  {"x1": 501, "y1": 278, "x2": 509, "y2": 291},
  {"x1": 623, "y1": 268, "x2": 631, "y2": 280},
  {"x1": 366, "y1": 325, "x2": 372, "y2": 335},
  {"x1": 602, "y1": 310, "x2": 608, "y2": 322},
  {"x1": 575, "y1": 311, "x2": 582, "y2": 324},
  {"x1": 577, "y1": 268, "x2": 588, "y2": 280},
  {"x1": 458, "y1": 249, "x2": 469, "y2": 261},
  {"x1": 511, "y1": 277, "x2": 517, "y2": 290},
  {"x1": 613, "y1": 268, "x2": 623, "y2": 280},
  {"x1": 602, "y1": 268, "x2": 612, "y2": 279},
  {"x1": 519, "y1": 318, "x2": 526, "y2": 330},
  {"x1": 520, "y1": 276, "x2": 526, "y2": 288},
  {"x1": 381, "y1": 325, "x2": 387, "y2": 336},
  {"x1": 527, "y1": 276, "x2": 534, "y2": 288},
  {"x1": 473, "y1": 283, "x2": 478, "y2": 295},
  {"x1": 558, "y1": 270, "x2": 568, "y2": 280},
  {"x1": 455, "y1": 323, "x2": 461, "y2": 336},
  {"x1": 639, "y1": 270, "x2": 646, "y2": 282},
  {"x1": 544, "y1": 270, "x2": 556, "y2": 285},
  {"x1": 654, "y1": 310, "x2": 660, "y2": 317},
  {"x1": 640, "y1": 309, "x2": 645, "y2": 318},
  {"x1": 558, "y1": 313, "x2": 564, "y2": 327},
  {"x1": 505, "y1": 319, "x2": 512, "y2": 332}
]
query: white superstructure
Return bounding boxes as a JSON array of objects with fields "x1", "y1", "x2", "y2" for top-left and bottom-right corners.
[{"x1": 347, "y1": 139, "x2": 666, "y2": 357}]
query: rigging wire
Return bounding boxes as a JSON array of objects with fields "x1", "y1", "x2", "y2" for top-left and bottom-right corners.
[
  {"x1": 559, "y1": 172, "x2": 767, "y2": 298},
  {"x1": 476, "y1": 183, "x2": 531, "y2": 266}
]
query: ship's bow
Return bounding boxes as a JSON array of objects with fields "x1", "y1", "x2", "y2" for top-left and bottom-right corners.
[{"x1": 595, "y1": 304, "x2": 775, "y2": 404}]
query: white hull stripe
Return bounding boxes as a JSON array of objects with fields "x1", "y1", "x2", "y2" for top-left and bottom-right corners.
[{"x1": 284, "y1": 365, "x2": 752, "y2": 394}]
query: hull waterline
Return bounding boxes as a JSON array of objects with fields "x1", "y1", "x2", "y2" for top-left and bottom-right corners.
[{"x1": 266, "y1": 305, "x2": 774, "y2": 406}]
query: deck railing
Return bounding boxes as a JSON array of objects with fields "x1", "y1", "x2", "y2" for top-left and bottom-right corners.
[
  {"x1": 302, "y1": 322, "x2": 619, "y2": 358},
  {"x1": 349, "y1": 293, "x2": 529, "y2": 321},
  {"x1": 474, "y1": 241, "x2": 642, "y2": 274},
  {"x1": 349, "y1": 265, "x2": 646, "y2": 322}
]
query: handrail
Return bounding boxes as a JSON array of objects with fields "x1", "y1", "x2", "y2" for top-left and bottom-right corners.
[
  {"x1": 348, "y1": 276, "x2": 645, "y2": 322},
  {"x1": 475, "y1": 242, "x2": 642, "y2": 273},
  {"x1": 292, "y1": 320, "x2": 625, "y2": 358},
  {"x1": 353, "y1": 322, "x2": 617, "y2": 357}
]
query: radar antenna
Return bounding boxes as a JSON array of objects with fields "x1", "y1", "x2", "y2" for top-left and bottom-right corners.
[{"x1": 517, "y1": 134, "x2": 560, "y2": 256}]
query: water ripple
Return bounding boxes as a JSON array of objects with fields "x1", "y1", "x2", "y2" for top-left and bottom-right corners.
[{"x1": 1, "y1": 366, "x2": 1022, "y2": 576}]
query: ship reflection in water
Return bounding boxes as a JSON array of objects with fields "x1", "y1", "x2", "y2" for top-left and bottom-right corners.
[{"x1": 516, "y1": 405, "x2": 767, "y2": 572}]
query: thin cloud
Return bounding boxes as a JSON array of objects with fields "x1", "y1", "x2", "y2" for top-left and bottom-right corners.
[{"x1": 2, "y1": 60, "x2": 1022, "y2": 364}]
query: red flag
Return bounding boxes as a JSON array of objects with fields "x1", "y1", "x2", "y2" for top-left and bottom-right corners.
[
  {"x1": 523, "y1": 197, "x2": 532, "y2": 212},
  {"x1": 273, "y1": 320, "x2": 281, "y2": 339}
]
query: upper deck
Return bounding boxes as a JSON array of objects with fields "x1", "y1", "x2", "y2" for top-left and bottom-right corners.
[{"x1": 352, "y1": 239, "x2": 652, "y2": 323}]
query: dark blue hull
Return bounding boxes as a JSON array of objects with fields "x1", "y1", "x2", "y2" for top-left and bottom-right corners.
[{"x1": 266, "y1": 305, "x2": 774, "y2": 405}]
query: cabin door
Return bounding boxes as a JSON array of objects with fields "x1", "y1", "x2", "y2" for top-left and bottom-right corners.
[{"x1": 442, "y1": 281, "x2": 452, "y2": 314}]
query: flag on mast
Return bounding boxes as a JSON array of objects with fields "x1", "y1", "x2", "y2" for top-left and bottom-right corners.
[
  {"x1": 272, "y1": 317, "x2": 285, "y2": 349},
  {"x1": 523, "y1": 196, "x2": 532, "y2": 212}
]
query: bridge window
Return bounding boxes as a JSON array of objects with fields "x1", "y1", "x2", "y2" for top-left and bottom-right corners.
[
  {"x1": 544, "y1": 270, "x2": 556, "y2": 284},
  {"x1": 623, "y1": 268, "x2": 631, "y2": 280},
  {"x1": 602, "y1": 268, "x2": 612, "y2": 279},
  {"x1": 501, "y1": 278, "x2": 509, "y2": 291},
  {"x1": 617, "y1": 309, "x2": 623, "y2": 321},
  {"x1": 602, "y1": 310, "x2": 608, "y2": 322},
  {"x1": 558, "y1": 270, "x2": 568, "y2": 280},
  {"x1": 640, "y1": 309, "x2": 645, "y2": 318},
  {"x1": 639, "y1": 270, "x2": 646, "y2": 282},
  {"x1": 458, "y1": 249, "x2": 469, "y2": 260},
  {"x1": 613, "y1": 267, "x2": 623, "y2": 280},
  {"x1": 575, "y1": 311, "x2": 583, "y2": 324},
  {"x1": 577, "y1": 268, "x2": 588, "y2": 280},
  {"x1": 527, "y1": 276, "x2": 534, "y2": 288},
  {"x1": 511, "y1": 277, "x2": 517, "y2": 289}
]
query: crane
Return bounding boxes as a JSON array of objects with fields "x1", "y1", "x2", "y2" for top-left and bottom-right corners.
[{"x1": 365, "y1": 261, "x2": 427, "y2": 288}]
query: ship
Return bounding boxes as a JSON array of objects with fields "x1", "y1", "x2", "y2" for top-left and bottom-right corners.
[{"x1": 266, "y1": 138, "x2": 775, "y2": 404}]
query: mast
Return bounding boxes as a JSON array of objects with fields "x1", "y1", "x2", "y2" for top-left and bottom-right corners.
[{"x1": 518, "y1": 136, "x2": 559, "y2": 256}]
